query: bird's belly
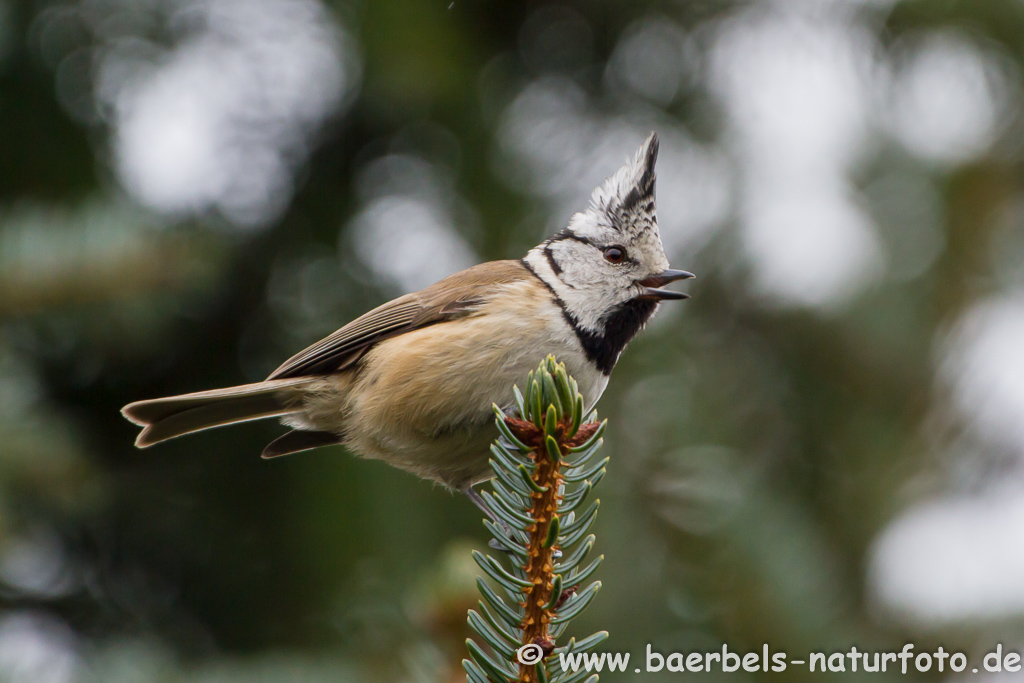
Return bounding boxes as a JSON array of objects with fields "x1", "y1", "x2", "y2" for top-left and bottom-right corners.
[{"x1": 329, "y1": 296, "x2": 606, "y2": 488}]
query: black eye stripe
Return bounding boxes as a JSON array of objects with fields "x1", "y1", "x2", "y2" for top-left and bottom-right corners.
[
  {"x1": 548, "y1": 229, "x2": 593, "y2": 246},
  {"x1": 549, "y1": 232, "x2": 636, "y2": 264}
]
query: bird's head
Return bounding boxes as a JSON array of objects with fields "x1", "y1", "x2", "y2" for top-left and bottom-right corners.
[{"x1": 524, "y1": 132, "x2": 694, "y2": 337}]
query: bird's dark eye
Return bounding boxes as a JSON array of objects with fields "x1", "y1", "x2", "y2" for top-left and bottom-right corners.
[{"x1": 603, "y1": 246, "x2": 626, "y2": 263}]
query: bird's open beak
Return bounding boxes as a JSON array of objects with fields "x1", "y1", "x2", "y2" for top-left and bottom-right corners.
[{"x1": 638, "y1": 269, "x2": 695, "y2": 300}]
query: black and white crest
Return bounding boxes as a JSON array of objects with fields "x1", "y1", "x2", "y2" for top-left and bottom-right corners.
[{"x1": 586, "y1": 132, "x2": 659, "y2": 237}]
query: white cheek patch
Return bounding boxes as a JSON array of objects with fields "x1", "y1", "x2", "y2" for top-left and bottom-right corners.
[
  {"x1": 557, "y1": 282, "x2": 631, "y2": 333},
  {"x1": 551, "y1": 242, "x2": 605, "y2": 285},
  {"x1": 525, "y1": 245, "x2": 636, "y2": 334}
]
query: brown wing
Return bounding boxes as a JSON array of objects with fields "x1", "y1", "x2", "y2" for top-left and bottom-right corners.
[{"x1": 266, "y1": 260, "x2": 531, "y2": 380}]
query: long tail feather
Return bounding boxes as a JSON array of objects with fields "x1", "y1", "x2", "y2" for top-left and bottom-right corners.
[
  {"x1": 122, "y1": 378, "x2": 314, "y2": 448},
  {"x1": 261, "y1": 429, "x2": 340, "y2": 459}
]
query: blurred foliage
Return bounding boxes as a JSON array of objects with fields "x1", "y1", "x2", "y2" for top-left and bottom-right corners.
[{"x1": 0, "y1": 0, "x2": 1023, "y2": 681}]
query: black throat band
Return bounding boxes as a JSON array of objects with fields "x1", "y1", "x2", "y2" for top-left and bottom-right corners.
[{"x1": 520, "y1": 259, "x2": 658, "y2": 375}]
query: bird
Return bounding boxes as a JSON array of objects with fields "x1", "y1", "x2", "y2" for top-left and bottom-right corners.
[{"x1": 121, "y1": 132, "x2": 693, "y2": 516}]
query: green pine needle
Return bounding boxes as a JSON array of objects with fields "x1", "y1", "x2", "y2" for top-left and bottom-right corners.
[{"x1": 466, "y1": 356, "x2": 608, "y2": 683}]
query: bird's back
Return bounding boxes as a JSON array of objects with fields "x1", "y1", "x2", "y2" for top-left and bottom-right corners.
[{"x1": 298, "y1": 267, "x2": 607, "y2": 488}]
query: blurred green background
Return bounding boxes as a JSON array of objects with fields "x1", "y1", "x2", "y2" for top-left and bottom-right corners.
[{"x1": 2, "y1": 0, "x2": 1024, "y2": 681}]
